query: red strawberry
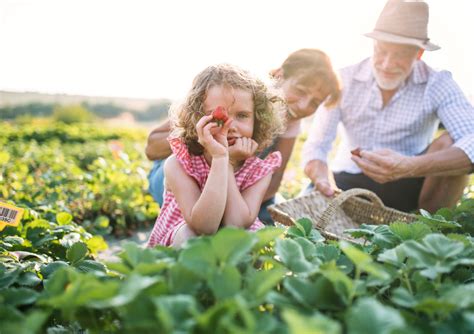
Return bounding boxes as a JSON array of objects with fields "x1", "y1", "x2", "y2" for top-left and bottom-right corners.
[
  {"x1": 211, "y1": 106, "x2": 229, "y2": 126},
  {"x1": 351, "y1": 148, "x2": 362, "y2": 157}
]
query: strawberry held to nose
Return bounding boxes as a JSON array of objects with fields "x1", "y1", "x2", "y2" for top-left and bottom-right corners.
[{"x1": 212, "y1": 106, "x2": 229, "y2": 126}]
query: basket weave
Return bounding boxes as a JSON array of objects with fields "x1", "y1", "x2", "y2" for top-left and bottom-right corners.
[{"x1": 268, "y1": 188, "x2": 417, "y2": 241}]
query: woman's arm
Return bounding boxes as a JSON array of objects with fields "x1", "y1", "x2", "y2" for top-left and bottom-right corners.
[
  {"x1": 165, "y1": 154, "x2": 229, "y2": 235},
  {"x1": 145, "y1": 119, "x2": 172, "y2": 160},
  {"x1": 263, "y1": 137, "x2": 295, "y2": 201}
]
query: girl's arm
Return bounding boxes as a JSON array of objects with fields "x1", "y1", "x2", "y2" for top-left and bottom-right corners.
[
  {"x1": 165, "y1": 155, "x2": 229, "y2": 235},
  {"x1": 223, "y1": 137, "x2": 269, "y2": 228},
  {"x1": 166, "y1": 115, "x2": 232, "y2": 235},
  {"x1": 222, "y1": 169, "x2": 272, "y2": 228}
]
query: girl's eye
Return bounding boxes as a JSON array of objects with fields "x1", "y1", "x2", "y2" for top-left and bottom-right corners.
[{"x1": 237, "y1": 113, "x2": 248, "y2": 119}]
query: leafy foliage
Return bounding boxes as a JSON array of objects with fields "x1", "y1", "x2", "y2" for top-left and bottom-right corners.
[{"x1": 1, "y1": 122, "x2": 158, "y2": 235}]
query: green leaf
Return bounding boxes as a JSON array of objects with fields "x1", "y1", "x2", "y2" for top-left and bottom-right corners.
[
  {"x1": 294, "y1": 237, "x2": 317, "y2": 260},
  {"x1": 0, "y1": 287, "x2": 39, "y2": 306},
  {"x1": 211, "y1": 228, "x2": 256, "y2": 265},
  {"x1": 286, "y1": 226, "x2": 305, "y2": 238},
  {"x1": 414, "y1": 297, "x2": 456, "y2": 318},
  {"x1": 66, "y1": 242, "x2": 88, "y2": 264},
  {"x1": 436, "y1": 207, "x2": 453, "y2": 220},
  {"x1": 442, "y1": 283, "x2": 474, "y2": 309},
  {"x1": 89, "y1": 273, "x2": 159, "y2": 308},
  {"x1": 152, "y1": 295, "x2": 199, "y2": 332},
  {"x1": 377, "y1": 242, "x2": 408, "y2": 264},
  {"x1": 17, "y1": 271, "x2": 42, "y2": 287},
  {"x1": 74, "y1": 259, "x2": 107, "y2": 273},
  {"x1": 319, "y1": 261, "x2": 353, "y2": 305},
  {"x1": 345, "y1": 297, "x2": 406, "y2": 334},
  {"x1": 308, "y1": 228, "x2": 326, "y2": 243},
  {"x1": 56, "y1": 212, "x2": 73, "y2": 225},
  {"x1": 339, "y1": 241, "x2": 389, "y2": 280},
  {"x1": 389, "y1": 222, "x2": 431, "y2": 241},
  {"x1": 246, "y1": 266, "x2": 286, "y2": 299},
  {"x1": 275, "y1": 239, "x2": 316, "y2": 274},
  {"x1": 401, "y1": 234, "x2": 465, "y2": 279},
  {"x1": 283, "y1": 309, "x2": 342, "y2": 334},
  {"x1": 295, "y1": 218, "x2": 313, "y2": 236},
  {"x1": 455, "y1": 198, "x2": 474, "y2": 214},
  {"x1": 283, "y1": 276, "x2": 320, "y2": 309},
  {"x1": 179, "y1": 240, "x2": 217, "y2": 278},
  {"x1": 315, "y1": 244, "x2": 341, "y2": 263},
  {"x1": 390, "y1": 287, "x2": 417, "y2": 308},
  {"x1": 253, "y1": 227, "x2": 284, "y2": 251},
  {"x1": 119, "y1": 242, "x2": 162, "y2": 268},
  {"x1": 0, "y1": 266, "x2": 22, "y2": 289},
  {"x1": 169, "y1": 264, "x2": 202, "y2": 294},
  {"x1": 208, "y1": 265, "x2": 241, "y2": 300},
  {"x1": 417, "y1": 210, "x2": 461, "y2": 231},
  {"x1": 346, "y1": 224, "x2": 399, "y2": 248},
  {"x1": 40, "y1": 261, "x2": 69, "y2": 279}
]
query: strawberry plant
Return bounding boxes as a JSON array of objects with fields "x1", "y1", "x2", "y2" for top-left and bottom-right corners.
[{"x1": 1, "y1": 122, "x2": 159, "y2": 235}]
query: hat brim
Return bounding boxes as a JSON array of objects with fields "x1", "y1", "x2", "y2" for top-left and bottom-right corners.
[{"x1": 364, "y1": 31, "x2": 440, "y2": 51}]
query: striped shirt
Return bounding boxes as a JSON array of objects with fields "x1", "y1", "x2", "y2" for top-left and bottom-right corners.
[
  {"x1": 302, "y1": 58, "x2": 474, "y2": 173},
  {"x1": 147, "y1": 137, "x2": 282, "y2": 247}
]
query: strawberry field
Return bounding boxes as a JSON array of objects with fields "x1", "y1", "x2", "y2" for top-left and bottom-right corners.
[{"x1": 1, "y1": 121, "x2": 474, "y2": 333}]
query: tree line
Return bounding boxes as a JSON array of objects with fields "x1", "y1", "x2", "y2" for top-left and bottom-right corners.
[{"x1": 0, "y1": 100, "x2": 172, "y2": 123}]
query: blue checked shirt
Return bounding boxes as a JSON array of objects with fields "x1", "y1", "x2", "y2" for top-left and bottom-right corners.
[{"x1": 302, "y1": 58, "x2": 474, "y2": 174}]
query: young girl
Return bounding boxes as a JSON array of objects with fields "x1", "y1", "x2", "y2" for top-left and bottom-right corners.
[
  {"x1": 147, "y1": 64, "x2": 284, "y2": 247},
  {"x1": 145, "y1": 49, "x2": 341, "y2": 225}
]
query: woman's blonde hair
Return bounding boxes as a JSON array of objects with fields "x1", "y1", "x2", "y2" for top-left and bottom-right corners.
[
  {"x1": 170, "y1": 64, "x2": 285, "y2": 155},
  {"x1": 271, "y1": 48, "x2": 341, "y2": 108}
]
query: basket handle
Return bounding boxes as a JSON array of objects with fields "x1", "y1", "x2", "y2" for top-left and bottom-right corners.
[{"x1": 319, "y1": 188, "x2": 385, "y2": 228}]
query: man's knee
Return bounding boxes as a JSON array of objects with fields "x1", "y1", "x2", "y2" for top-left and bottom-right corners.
[{"x1": 427, "y1": 132, "x2": 453, "y2": 153}]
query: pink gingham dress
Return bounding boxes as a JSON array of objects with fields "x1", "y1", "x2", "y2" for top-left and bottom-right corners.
[{"x1": 147, "y1": 137, "x2": 282, "y2": 247}]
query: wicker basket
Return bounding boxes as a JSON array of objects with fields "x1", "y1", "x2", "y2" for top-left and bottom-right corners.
[{"x1": 268, "y1": 188, "x2": 417, "y2": 241}]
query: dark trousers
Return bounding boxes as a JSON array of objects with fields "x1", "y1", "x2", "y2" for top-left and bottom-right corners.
[{"x1": 334, "y1": 172, "x2": 424, "y2": 213}]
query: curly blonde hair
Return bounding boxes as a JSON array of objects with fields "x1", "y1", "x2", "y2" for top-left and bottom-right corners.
[{"x1": 170, "y1": 64, "x2": 285, "y2": 156}]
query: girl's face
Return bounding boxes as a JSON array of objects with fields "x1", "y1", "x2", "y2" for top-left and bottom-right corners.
[
  {"x1": 203, "y1": 85, "x2": 254, "y2": 145},
  {"x1": 280, "y1": 77, "x2": 327, "y2": 120}
]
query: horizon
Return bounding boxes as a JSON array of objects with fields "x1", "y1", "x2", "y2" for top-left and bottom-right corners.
[{"x1": 1, "y1": 0, "x2": 473, "y2": 101}]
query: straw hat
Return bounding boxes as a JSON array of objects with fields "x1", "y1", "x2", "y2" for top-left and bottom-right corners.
[{"x1": 364, "y1": 0, "x2": 440, "y2": 51}]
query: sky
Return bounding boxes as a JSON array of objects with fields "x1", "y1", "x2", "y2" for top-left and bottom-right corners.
[{"x1": 0, "y1": 0, "x2": 473, "y2": 101}]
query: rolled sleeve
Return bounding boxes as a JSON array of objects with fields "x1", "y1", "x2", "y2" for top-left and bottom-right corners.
[
  {"x1": 434, "y1": 71, "x2": 474, "y2": 163},
  {"x1": 453, "y1": 135, "x2": 474, "y2": 163},
  {"x1": 301, "y1": 105, "x2": 340, "y2": 168}
]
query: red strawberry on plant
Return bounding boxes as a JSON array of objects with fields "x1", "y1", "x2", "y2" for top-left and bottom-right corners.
[{"x1": 212, "y1": 106, "x2": 229, "y2": 126}]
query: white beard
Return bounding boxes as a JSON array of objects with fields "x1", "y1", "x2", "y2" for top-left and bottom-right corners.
[{"x1": 371, "y1": 62, "x2": 413, "y2": 91}]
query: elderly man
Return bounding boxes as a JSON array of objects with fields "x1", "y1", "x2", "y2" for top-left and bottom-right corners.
[{"x1": 302, "y1": 0, "x2": 474, "y2": 212}]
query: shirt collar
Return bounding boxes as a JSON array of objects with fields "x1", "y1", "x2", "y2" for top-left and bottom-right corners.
[
  {"x1": 354, "y1": 58, "x2": 373, "y2": 82},
  {"x1": 409, "y1": 60, "x2": 429, "y2": 85}
]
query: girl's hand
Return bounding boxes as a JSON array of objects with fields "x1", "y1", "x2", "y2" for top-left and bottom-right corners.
[
  {"x1": 228, "y1": 137, "x2": 258, "y2": 166},
  {"x1": 196, "y1": 115, "x2": 232, "y2": 158}
]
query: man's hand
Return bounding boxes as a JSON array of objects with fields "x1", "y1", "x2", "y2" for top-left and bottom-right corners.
[
  {"x1": 304, "y1": 159, "x2": 338, "y2": 197},
  {"x1": 351, "y1": 148, "x2": 415, "y2": 183}
]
